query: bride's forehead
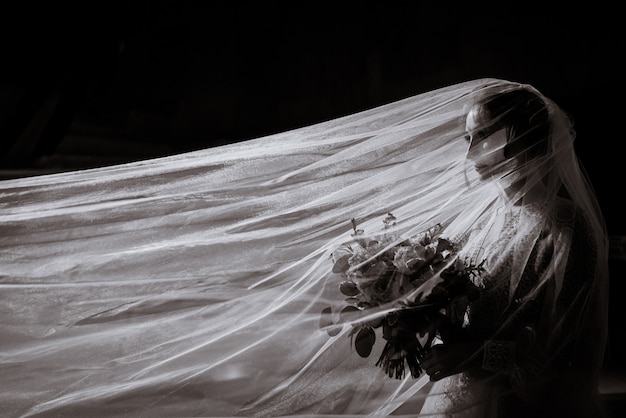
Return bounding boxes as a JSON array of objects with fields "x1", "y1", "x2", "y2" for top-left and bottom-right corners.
[
  {"x1": 465, "y1": 106, "x2": 485, "y2": 130},
  {"x1": 465, "y1": 103, "x2": 500, "y2": 132}
]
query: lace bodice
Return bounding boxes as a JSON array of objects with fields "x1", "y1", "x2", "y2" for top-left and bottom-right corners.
[
  {"x1": 421, "y1": 198, "x2": 599, "y2": 417},
  {"x1": 466, "y1": 202, "x2": 546, "y2": 341},
  {"x1": 456, "y1": 198, "x2": 596, "y2": 343}
]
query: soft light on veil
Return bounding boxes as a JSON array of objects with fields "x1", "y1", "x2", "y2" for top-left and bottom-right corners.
[{"x1": 0, "y1": 78, "x2": 608, "y2": 417}]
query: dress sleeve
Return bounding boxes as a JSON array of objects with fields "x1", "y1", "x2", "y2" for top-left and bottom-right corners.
[{"x1": 507, "y1": 200, "x2": 600, "y2": 408}]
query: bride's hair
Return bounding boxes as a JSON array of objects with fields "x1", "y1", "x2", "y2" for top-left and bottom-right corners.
[{"x1": 474, "y1": 87, "x2": 551, "y2": 160}]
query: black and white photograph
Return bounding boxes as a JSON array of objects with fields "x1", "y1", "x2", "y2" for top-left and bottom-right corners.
[{"x1": 1, "y1": 2, "x2": 624, "y2": 417}]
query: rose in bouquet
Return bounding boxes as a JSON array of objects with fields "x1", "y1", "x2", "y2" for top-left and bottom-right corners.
[{"x1": 320, "y1": 214, "x2": 484, "y2": 379}]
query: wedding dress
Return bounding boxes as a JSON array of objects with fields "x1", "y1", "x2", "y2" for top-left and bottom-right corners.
[{"x1": 0, "y1": 78, "x2": 608, "y2": 417}]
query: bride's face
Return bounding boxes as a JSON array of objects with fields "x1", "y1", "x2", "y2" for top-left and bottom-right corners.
[{"x1": 465, "y1": 106, "x2": 510, "y2": 180}]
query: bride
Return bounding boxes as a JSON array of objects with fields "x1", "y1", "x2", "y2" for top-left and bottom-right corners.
[{"x1": 0, "y1": 78, "x2": 608, "y2": 417}]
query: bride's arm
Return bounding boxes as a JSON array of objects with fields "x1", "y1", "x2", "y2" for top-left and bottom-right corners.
[
  {"x1": 505, "y1": 203, "x2": 602, "y2": 412},
  {"x1": 423, "y1": 203, "x2": 599, "y2": 385}
]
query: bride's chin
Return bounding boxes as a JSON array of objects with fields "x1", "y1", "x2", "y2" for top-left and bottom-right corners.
[
  {"x1": 476, "y1": 169, "x2": 501, "y2": 182},
  {"x1": 492, "y1": 165, "x2": 523, "y2": 186},
  {"x1": 474, "y1": 167, "x2": 492, "y2": 180}
]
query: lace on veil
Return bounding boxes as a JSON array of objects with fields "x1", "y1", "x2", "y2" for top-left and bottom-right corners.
[{"x1": 0, "y1": 78, "x2": 608, "y2": 417}]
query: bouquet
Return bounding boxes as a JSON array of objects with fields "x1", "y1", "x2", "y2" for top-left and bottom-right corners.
[{"x1": 320, "y1": 213, "x2": 484, "y2": 379}]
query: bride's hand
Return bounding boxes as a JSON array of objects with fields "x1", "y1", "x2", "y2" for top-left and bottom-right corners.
[{"x1": 421, "y1": 341, "x2": 483, "y2": 381}]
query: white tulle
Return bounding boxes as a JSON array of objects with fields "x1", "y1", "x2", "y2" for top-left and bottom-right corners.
[{"x1": 0, "y1": 78, "x2": 608, "y2": 417}]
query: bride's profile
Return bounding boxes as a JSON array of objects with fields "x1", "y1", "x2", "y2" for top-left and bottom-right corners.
[{"x1": 0, "y1": 78, "x2": 609, "y2": 417}]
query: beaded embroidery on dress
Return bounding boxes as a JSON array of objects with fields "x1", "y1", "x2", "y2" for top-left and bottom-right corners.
[{"x1": 420, "y1": 196, "x2": 603, "y2": 417}]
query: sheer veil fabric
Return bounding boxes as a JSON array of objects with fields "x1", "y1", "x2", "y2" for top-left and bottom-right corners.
[{"x1": 0, "y1": 78, "x2": 608, "y2": 417}]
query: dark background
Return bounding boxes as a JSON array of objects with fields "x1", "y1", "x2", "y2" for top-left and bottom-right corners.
[
  {"x1": 1, "y1": 8, "x2": 624, "y2": 235},
  {"x1": 2, "y1": 0, "x2": 623, "y2": 248},
  {"x1": 1, "y1": 2, "x2": 622, "y2": 231},
  {"x1": 1, "y1": 1, "x2": 625, "y2": 409},
  {"x1": 0, "y1": 7, "x2": 623, "y2": 223},
  {"x1": 0, "y1": 3, "x2": 620, "y2": 188}
]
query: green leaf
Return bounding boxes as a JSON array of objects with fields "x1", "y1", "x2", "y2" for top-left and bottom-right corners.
[
  {"x1": 332, "y1": 255, "x2": 351, "y2": 273},
  {"x1": 319, "y1": 307, "x2": 341, "y2": 337},
  {"x1": 355, "y1": 326, "x2": 376, "y2": 357},
  {"x1": 339, "y1": 280, "x2": 360, "y2": 296},
  {"x1": 436, "y1": 238, "x2": 452, "y2": 253},
  {"x1": 319, "y1": 307, "x2": 333, "y2": 329},
  {"x1": 340, "y1": 305, "x2": 360, "y2": 320}
]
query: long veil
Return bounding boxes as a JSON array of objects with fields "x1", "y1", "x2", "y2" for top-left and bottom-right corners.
[{"x1": 0, "y1": 78, "x2": 608, "y2": 417}]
